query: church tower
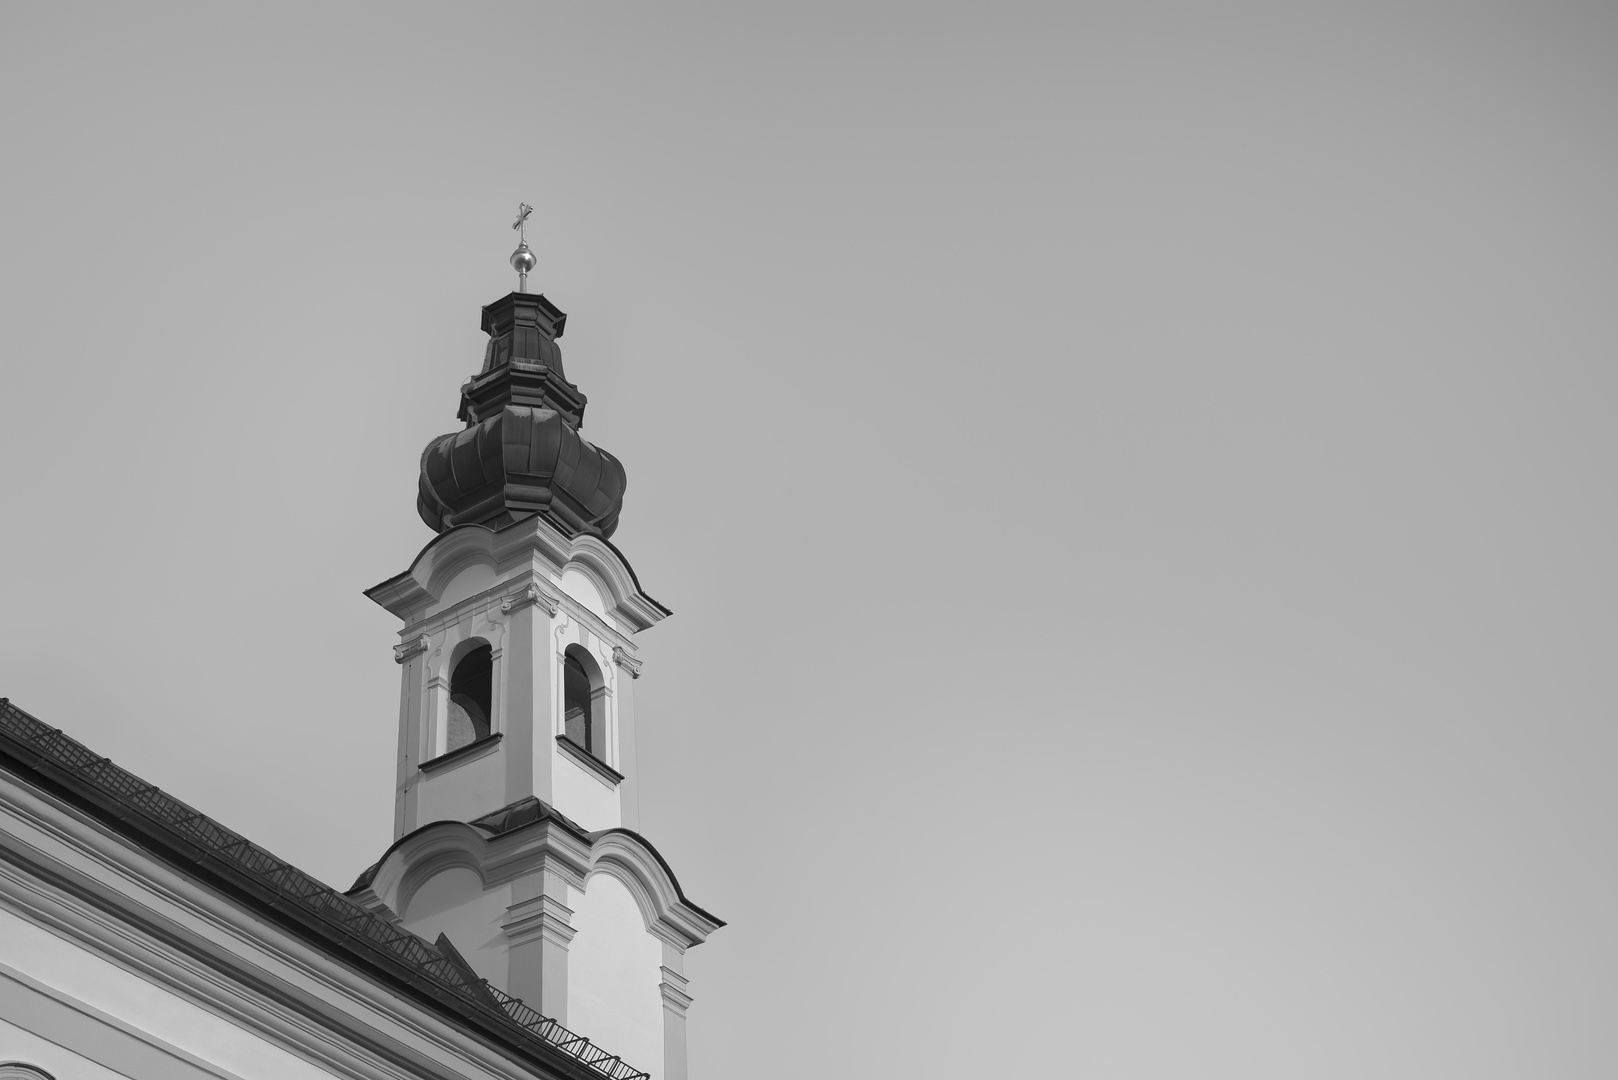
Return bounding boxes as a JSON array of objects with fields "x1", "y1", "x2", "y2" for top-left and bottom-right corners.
[{"x1": 349, "y1": 226, "x2": 721, "y2": 1080}]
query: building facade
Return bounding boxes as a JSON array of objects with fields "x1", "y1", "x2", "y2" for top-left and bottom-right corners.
[{"x1": 0, "y1": 275, "x2": 720, "y2": 1080}]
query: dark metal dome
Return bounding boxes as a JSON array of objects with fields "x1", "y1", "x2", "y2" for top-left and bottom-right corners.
[{"x1": 415, "y1": 291, "x2": 627, "y2": 538}]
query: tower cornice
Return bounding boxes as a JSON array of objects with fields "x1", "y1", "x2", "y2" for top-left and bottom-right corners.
[
  {"x1": 348, "y1": 803, "x2": 725, "y2": 952},
  {"x1": 366, "y1": 514, "x2": 670, "y2": 632}
]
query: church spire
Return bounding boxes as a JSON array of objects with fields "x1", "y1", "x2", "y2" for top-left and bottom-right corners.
[
  {"x1": 365, "y1": 234, "x2": 718, "y2": 1077},
  {"x1": 416, "y1": 217, "x2": 627, "y2": 538}
]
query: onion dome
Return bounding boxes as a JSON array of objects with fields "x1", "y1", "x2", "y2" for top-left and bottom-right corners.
[{"x1": 416, "y1": 291, "x2": 627, "y2": 538}]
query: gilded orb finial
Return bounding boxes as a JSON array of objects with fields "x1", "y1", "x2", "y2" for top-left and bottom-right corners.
[{"x1": 510, "y1": 202, "x2": 536, "y2": 292}]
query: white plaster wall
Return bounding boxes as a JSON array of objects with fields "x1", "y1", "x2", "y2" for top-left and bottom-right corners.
[
  {"x1": 399, "y1": 867, "x2": 513, "y2": 990},
  {"x1": 0, "y1": 906, "x2": 338, "y2": 1080},
  {"x1": 546, "y1": 618, "x2": 622, "y2": 832},
  {"x1": 415, "y1": 749, "x2": 506, "y2": 825},
  {"x1": 433, "y1": 564, "x2": 497, "y2": 615},
  {"x1": 559, "y1": 569, "x2": 607, "y2": 619},
  {"x1": 550, "y1": 753, "x2": 622, "y2": 833},
  {"x1": 0, "y1": 1016, "x2": 134, "y2": 1080},
  {"x1": 566, "y1": 874, "x2": 664, "y2": 1080}
]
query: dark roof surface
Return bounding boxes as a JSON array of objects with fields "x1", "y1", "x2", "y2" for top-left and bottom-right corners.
[
  {"x1": 0, "y1": 699, "x2": 650, "y2": 1080},
  {"x1": 472, "y1": 792, "x2": 595, "y2": 836},
  {"x1": 418, "y1": 406, "x2": 627, "y2": 537}
]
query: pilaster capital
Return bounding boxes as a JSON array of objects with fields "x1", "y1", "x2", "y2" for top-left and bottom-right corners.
[
  {"x1": 504, "y1": 893, "x2": 577, "y2": 949},
  {"x1": 611, "y1": 646, "x2": 643, "y2": 679},
  {"x1": 659, "y1": 965, "x2": 693, "y2": 1015},
  {"x1": 393, "y1": 635, "x2": 430, "y2": 664},
  {"x1": 502, "y1": 583, "x2": 561, "y2": 617}
]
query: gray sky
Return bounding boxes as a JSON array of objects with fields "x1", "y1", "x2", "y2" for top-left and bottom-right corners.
[{"x1": 3, "y1": 3, "x2": 1616, "y2": 1077}]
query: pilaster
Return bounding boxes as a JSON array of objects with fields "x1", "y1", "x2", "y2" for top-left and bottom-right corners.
[
  {"x1": 659, "y1": 946, "x2": 692, "y2": 1080},
  {"x1": 612, "y1": 647, "x2": 642, "y2": 831},
  {"x1": 499, "y1": 584, "x2": 560, "y2": 815},
  {"x1": 503, "y1": 875, "x2": 576, "y2": 1024},
  {"x1": 392, "y1": 636, "x2": 430, "y2": 838}
]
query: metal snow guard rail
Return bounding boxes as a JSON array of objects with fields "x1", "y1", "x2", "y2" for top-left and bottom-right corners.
[{"x1": 0, "y1": 699, "x2": 650, "y2": 1080}]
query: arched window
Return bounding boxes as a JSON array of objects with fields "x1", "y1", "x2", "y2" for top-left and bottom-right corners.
[
  {"x1": 564, "y1": 650, "x2": 594, "y2": 755},
  {"x1": 447, "y1": 643, "x2": 492, "y2": 752}
]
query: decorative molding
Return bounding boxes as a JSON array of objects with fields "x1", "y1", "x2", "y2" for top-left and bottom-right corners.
[
  {"x1": 658, "y1": 966, "x2": 693, "y2": 1016},
  {"x1": 0, "y1": 772, "x2": 587, "y2": 1080},
  {"x1": 419, "y1": 733, "x2": 502, "y2": 774},
  {"x1": 390, "y1": 567, "x2": 637, "y2": 659},
  {"x1": 357, "y1": 814, "x2": 722, "y2": 953},
  {"x1": 501, "y1": 583, "x2": 560, "y2": 617},
  {"x1": 361, "y1": 818, "x2": 595, "y2": 912},
  {"x1": 348, "y1": 888, "x2": 406, "y2": 929},
  {"x1": 398, "y1": 583, "x2": 513, "y2": 646},
  {"x1": 0, "y1": 1066, "x2": 56, "y2": 1080},
  {"x1": 503, "y1": 894, "x2": 576, "y2": 949},
  {"x1": 394, "y1": 636, "x2": 430, "y2": 664},
  {"x1": 611, "y1": 647, "x2": 642, "y2": 679},
  {"x1": 366, "y1": 514, "x2": 669, "y2": 633},
  {"x1": 565, "y1": 534, "x2": 670, "y2": 632},
  {"x1": 554, "y1": 592, "x2": 630, "y2": 656},
  {"x1": 555, "y1": 736, "x2": 624, "y2": 788},
  {"x1": 553, "y1": 611, "x2": 574, "y2": 657},
  {"x1": 587, "y1": 834, "x2": 726, "y2": 949}
]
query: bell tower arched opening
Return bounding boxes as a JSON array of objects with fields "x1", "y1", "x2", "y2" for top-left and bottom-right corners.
[
  {"x1": 563, "y1": 644, "x2": 605, "y2": 760},
  {"x1": 447, "y1": 642, "x2": 492, "y2": 752}
]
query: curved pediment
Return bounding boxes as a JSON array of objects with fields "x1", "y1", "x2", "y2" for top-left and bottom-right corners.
[
  {"x1": 348, "y1": 805, "x2": 721, "y2": 950},
  {"x1": 352, "y1": 821, "x2": 490, "y2": 916},
  {"x1": 589, "y1": 830, "x2": 726, "y2": 948},
  {"x1": 364, "y1": 515, "x2": 670, "y2": 630}
]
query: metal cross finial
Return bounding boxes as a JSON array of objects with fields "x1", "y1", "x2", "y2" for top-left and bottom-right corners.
[{"x1": 510, "y1": 203, "x2": 537, "y2": 292}]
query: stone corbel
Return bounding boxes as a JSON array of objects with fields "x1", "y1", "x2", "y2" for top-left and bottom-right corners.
[
  {"x1": 394, "y1": 636, "x2": 430, "y2": 664},
  {"x1": 611, "y1": 646, "x2": 643, "y2": 679},
  {"x1": 502, "y1": 583, "x2": 560, "y2": 617}
]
